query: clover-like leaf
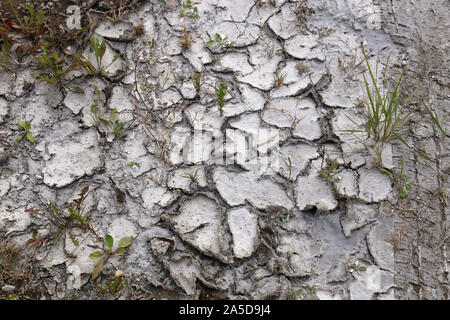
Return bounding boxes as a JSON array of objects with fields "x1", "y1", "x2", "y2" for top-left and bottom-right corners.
[
  {"x1": 91, "y1": 36, "x2": 99, "y2": 55},
  {"x1": 17, "y1": 120, "x2": 26, "y2": 128},
  {"x1": 105, "y1": 234, "x2": 114, "y2": 250},
  {"x1": 89, "y1": 251, "x2": 104, "y2": 260},
  {"x1": 118, "y1": 236, "x2": 133, "y2": 248},
  {"x1": 26, "y1": 133, "x2": 34, "y2": 143},
  {"x1": 115, "y1": 247, "x2": 127, "y2": 254}
]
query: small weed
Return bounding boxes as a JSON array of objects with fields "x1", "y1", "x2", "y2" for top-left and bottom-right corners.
[
  {"x1": 343, "y1": 46, "x2": 439, "y2": 170},
  {"x1": 178, "y1": 0, "x2": 200, "y2": 18},
  {"x1": 181, "y1": 169, "x2": 199, "y2": 183},
  {"x1": 26, "y1": 186, "x2": 95, "y2": 246},
  {"x1": 28, "y1": 228, "x2": 46, "y2": 247},
  {"x1": 7, "y1": 294, "x2": 18, "y2": 300},
  {"x1": 0, "y1": 242, "x2": 20, "y2": 270},
  {"x1": 192, "y1": 72, "x2": 202, "y2": 91},
  {"x1": 346, "y1": 46, "x2": 418, "y2": 143},
  {"x1": 94, "y1": 0, "x2": 144, "y2": 22},
  {"x1": 273, "y1": 72, "x2": 286, "y2": 88},
  {"x1": 349, "y1": 262, "x2": 367, "y2": 273},
  {"x1": 317, "y1": 160, "x2": 339, "y2": 182},
  {"x1": 90, "y1": 97, "x2": 125, "y2": 138},
  {"x1": 16, "y1": 120, "x2": 34, "y2": 143},
  {"x1": 97, "y1": 269, "x2": 126, "y2": 297},
  {"x1": 4, "y1": 1, "x2": 45, "y2": 38},
  {"x1": 379, "y1": 157, "x2": 411, "y2": 199},
  {"x1": 317, "y1": 26, "x2": 333, "y2": 39},
  {"x1": 0, "y1": 30, "x2": 32, "y2": 70},
  {"x1": 295, "y1": 0, "x2": 315, "y2": 26},
  {"x1": 127, "y1": 161, "x2": 140, "y2": 167},
  {"x1": 215, "y1": 80, "x2": 227, "y2": 112},
  {"x1": 88, "y1": 234, "x2": 133, "y2": 280},
  {"x1": 206, "y1": 33, "x2": 235, "y2": 50},
  {"x1": 33, "y1": 45, "x2": 80, "y2": 89},
  {"x1": 75, "y1": 36, "x2": 121, "y2": 77},
  {"x1": 110, "y1": 109, "x2": 125, "y2": 137},
  {"x1": 179, "y1": 26, "x2": 192, "y2": 51}
]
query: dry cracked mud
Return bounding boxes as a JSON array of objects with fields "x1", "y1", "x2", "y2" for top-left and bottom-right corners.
[{"x1": 0, "y1": 0, "x2": 448, "y2": 300}]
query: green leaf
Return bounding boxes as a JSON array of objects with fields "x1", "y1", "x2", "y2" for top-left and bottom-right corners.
[
  {"x1": 99, "y1": 118, "x2": 110, "y2": 126},
  {"x1": 215, "y1": 33, "x2": 222, "y2": 42},
  {"x1": 17, "y1": 120, "x2": 26, "y2": 128},
  {"x1": 206, "y1": 40, "x2": 214, "y2": 47},
  {"x1": 91, "y1": 36, "x2": 99, "y2": 55},
  {"x1": 118, "y1": 236, "x2": 133, "y2": 248},
  {"x1": 127, "y1": 162, "x2": 140, "y2": 167},
  {"x1": 99, "y1": 41, "x2": 106, "y2": 59},
  {"x1": 72, "y1": 87, "x2": 85, "y2": 94},
  {"x1": 358, "y1": 266, "x2": 367, "y2": 271},
  {"x1": 105, "y1": 234, "x2": 114, "y2": 249},
  {"x1": 26, "y1": 133, "x2": 34, "y2": 143},
  {"x1": 24, "y1": 122, "x2": 31, "y2": 130},
  {"x1": 89, "y1": 251, "x2": 104, "y2": 260},
  {"x1": 112, "y1": 53, "x2": 121, "y2": 61},
  {"x1": 115, "y1": 247, "x2": 127, "y2": 254}
]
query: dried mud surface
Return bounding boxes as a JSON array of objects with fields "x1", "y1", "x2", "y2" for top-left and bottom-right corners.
[{"x1": 0, "y1": 0, "x2": 448, "y2": 300}]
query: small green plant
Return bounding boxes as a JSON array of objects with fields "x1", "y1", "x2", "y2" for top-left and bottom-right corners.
[
  {"x1": 7, "y1": 294, "x2": 18, "y2": 300},
  {"x1": 379, "y1": 157, "x2": 411, "y2": 199},
  {"x1": 0, "y1": 242, "x2": 20, "y2": 270},
  {"x1": 181, "y1": 169, "x2": 199, "y2": 183},
  {"x1": 346, "y1": 46, "x2": 418, "y2": 143},
  {"x1": 16, "y1": 120, "x2": 34, "y2": 143},
  {"x1": 90, "y1": 98, "x2": 125, "y2": 138},
  {"x1": 192, "y1": 72, "x2": 201, "y2": 91},
  {"x1": 215, "y1": 80, "x2": 227, "y2": 112},
  {"x1": 75, "y1": 36, "x2": 121, "y2": 77},
  {"x1": 206, "y1": 33, "x2": 235, "y2": 50},
  {"x1": 88, "y1": 234, "x2": 133, "y2": 280},
  {"x1": 344, "y1": 46, "x2": 439, "y2": 170},
  {"x1": 127, "y1": 161, "x2": 140, "y2": 167},
  {"x1": 317, "y1": 160, "x2": 339, "y2": 182},
  {"x1": 287, "y1": 286, "x2": 317, "y2": 300},
  {"x1": 0, "y1": 30, "x2": 31, "y2": 70},
  {"x1": 273, "y1": 72, "x2": 287, "y2": 88},
  {"x1": 110, "y1": 108, "x2": 125, "y2": 137},
  {"x1": 349, "y1": 261, "x2": 367, "y2": 274},
  {"x1": 97, "y1": 269, "x2": 126, "y2": 297},
  {"x1": 179, "y1": 26, "x2": 192, "y2": 51},
  {"x1": 25, "y1": 186, "x2": 95, "y2": 246},
  {"x1": 4, "y1": 1, "x2": 45, "y2": 38},
  {"x1": 33, "y1": 45, "x2": 80, "y2": 89},
  {"x1": 178, "y1": 0, "x2": 200, "y2": 18},
  {"x1": 295, "y1": 0, "x2": 315, "y2": 26}
]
